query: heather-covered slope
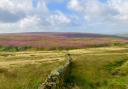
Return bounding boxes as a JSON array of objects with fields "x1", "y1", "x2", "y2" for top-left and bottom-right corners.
[{"x1": 0, "y1": 32, "x2": 127, "y2": 50}]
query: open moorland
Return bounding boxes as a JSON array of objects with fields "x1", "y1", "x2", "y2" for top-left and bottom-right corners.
[
  {"x1": 70, "y1": 47, "x2": 128, "y2": 89},
  {"x1": 0, "y1": 46, "x2": 128, "y2": 89},
  {"x1": 0, "y1": 50, "x2": 67, "y2": 89},
  {"x1": 0, "y1": 33, "x2": 128, "y2": 89},
  {"x1": 0, "y1": 32, "x2": 127, "y2": 50}
]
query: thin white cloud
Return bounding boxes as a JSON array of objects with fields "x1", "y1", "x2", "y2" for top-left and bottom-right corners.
[
  {"x1": 46, "y1": 11, "x2": 71, "y2": 26},
  {"x1": 108, "y1": 0, "x2": 128, "y2": 22},
  {"x1": 68, "y1": 0, "x2": 128, "y2": 23},
  {"x1": 0, "y1": 0, "x2": 32, "y2": 13},
  {"x1": 67, "y1": 0, "x2": 82, "y2": 11},
  {"x1": 0, "y1": 0, "x2": 48, "y2": 32},
  {"x1": 19, "y1": 16, "x2": 41, "y2": 30}
]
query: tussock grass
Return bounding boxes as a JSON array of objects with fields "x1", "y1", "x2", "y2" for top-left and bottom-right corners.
[
  {"x1": 70, "y1": 48, "x2": 128, "y2": 89},
  {"x1": 0, "y1": 67, "x2": 8, "y2": 73},
  {"x1": 0, "y1": 47, "x2": 128, "y2": 89},
  {"x1": 0, "y1": 62, "x2": 65, "y2": 89},
  {"x1": 0, "y1": 50, "x2": 66, "y2": 89}
]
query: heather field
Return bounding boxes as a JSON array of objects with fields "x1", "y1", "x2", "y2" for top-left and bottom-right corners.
[{"x1": 0, "y1": 33, "x2": 127, "y2": 50}]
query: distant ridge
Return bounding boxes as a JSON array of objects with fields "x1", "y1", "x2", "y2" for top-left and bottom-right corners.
[
  {"x1": 1, "y1": 32, "x2": 118, "y2": 38},
  {"x1": 117, "y1": 34, "x2": 128, "y2": 38},
  {"x1": 0, "y1": 32, "x2": 127, "y2": 49}
]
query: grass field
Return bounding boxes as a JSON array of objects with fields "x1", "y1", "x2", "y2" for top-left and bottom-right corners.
[
  {"x1": 70, "y1": 47, "x2": 128, "y2": 89},
  {"x1": 0, "y1": 46, "x2": 128, "y2": 89},
  {"x1": 0, "y1": 51, "x2": 66, "y2": 89}
]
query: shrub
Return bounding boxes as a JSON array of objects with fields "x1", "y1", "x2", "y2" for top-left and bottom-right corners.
[{"x1": 0, "y1": 46, "x2": 32, "y2": 52}]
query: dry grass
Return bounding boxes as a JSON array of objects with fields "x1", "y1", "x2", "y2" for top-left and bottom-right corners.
[
  {"x1": 0, "y1": 50, "x2": 66, "y2": 89},
  {"x1": 70, "y1": 47, "x2": 128, "y2": 89},
  {"x1": 0, "y1": 47, "x2": 128, "y2": 89}
]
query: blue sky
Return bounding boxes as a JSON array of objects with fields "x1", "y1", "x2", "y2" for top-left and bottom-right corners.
[{"x1": 0, "y1": 0, "x2": 128, "y2": 34}]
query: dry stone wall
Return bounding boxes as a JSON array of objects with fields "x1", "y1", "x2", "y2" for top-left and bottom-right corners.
[{"x1": 39, "y1": 54, "x2": 72, "y2": 89}]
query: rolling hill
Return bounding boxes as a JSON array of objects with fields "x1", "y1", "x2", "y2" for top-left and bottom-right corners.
[
  {"x1": 0, "y1": 32, "x2": 127, "y2": 50},
  {"x1": 117, "y1": 34, "x2": 128, "y2": 38}
]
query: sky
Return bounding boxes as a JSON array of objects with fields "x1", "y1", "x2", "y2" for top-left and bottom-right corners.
[{"x1": 0, "y1": 0, "x2": 128, "y2": 34}]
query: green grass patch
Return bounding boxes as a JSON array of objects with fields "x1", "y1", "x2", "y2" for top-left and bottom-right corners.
[
  {"x1": 111, "y1": 43, "x2": 128, "y2": 47},
  {"x1": 0, "y1": 46, "x2": 32, "y2": 52},
  {"x1": 104, "y1": 57, "x2": 127, "y2": 73},
  {"x1": 70, "y1": 53, "x2": 128, "y2": 89}
]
